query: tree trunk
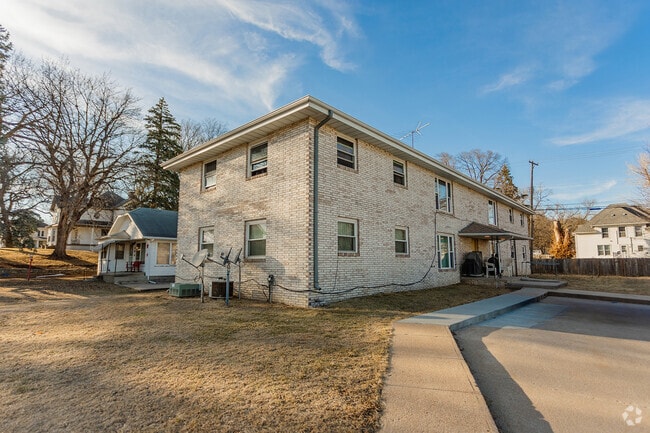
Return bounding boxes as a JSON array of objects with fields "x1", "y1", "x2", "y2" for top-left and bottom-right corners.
[{"x1": 50, "y1": 210, "x2": 72, "y2": 259}]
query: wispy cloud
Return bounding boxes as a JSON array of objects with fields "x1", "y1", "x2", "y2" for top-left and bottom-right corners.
[
  {"x1": 551, "y1": 99, "x2": 650, "y2": 146},
  {"x1": 550, "y1": 179, "x2": 617, "y2": 202},
  {"x1": 481, "y1": 66, "x2": 534, "y2": 94},
  {"x1": 3, "y1": 0, "x2": 359, "y2": 116}
]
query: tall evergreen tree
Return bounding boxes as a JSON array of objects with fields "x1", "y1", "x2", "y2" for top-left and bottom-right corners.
[
  {"x1": 493, "y1": 163, "x2": 519, "y2": 199},
  {"x1": 133, "y1": 97, "x2": 183, "y2": 210}
]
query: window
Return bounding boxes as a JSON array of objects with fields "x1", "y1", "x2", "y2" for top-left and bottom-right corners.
[
  {"x1": 338, "y1": 219, "x2": 358, "y2": 253},
  {"x1": 522, "y1": 245, "x2": 527, "y2": 260},
  {"x1": 488, "y1": 200, "x2": 497, "y2": 225},
  {"x1": 597, "y1": 244, "x2": 611, "y2": 256},
  {"x1": 618, "y1": 226, "x2": 626, "y2": 237},
  {"x1": 621, "y1": 245, "x2": 628, "y2": 254},
  {"x1": 395, "y1": 227, "x2": 409, "y2": 255},
  {"x1": 393, "y1": 161, "x2": 405, "y2": 185},
  {"x1": 246, "y1": 220, "x2": 267, "y2": 257},
  {"x1": 435, "y1": 178, "x2": 452, "y2": 212},
  {"x1": 156, "y1": 242, "x2": 177, "y2": 265},
  {"x1": 602, "y1": 228, "x2": 609, "y2": 238},
  {"x1": 508, "y1": 209, "x2": 514, "y2": 223},
  {"x1": 115, "y1": 243, "x2": 125, "y2": 260},
  {"x1": 638, "y1": 245, "x2": 644, "y2": 252},
  {"x1": 249, "y1": 143, "x2": 268, "y2": 177},
  {"x1": 520, "y1": 213, "x2": 525, "y2": 227},
  {"x1": 199, "y1": 227, "x2": 214, "y2": 256},
  {"x1": 203, "y1": 160, "x2": 217, "y2": 188},
  {"x1": 437, "y1": 234, "x2": 455, "y2": 269},
  {"x1": 635, "y1": 226, "x2": 643, "y2": 237},
  {"x1": 337, "y1": 137, "x2": 356, "y2": 169}
]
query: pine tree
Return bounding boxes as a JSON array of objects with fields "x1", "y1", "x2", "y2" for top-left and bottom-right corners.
[
  {"x1": 133, "y1": 97, "x2": 183, "y2": 210},
  {"x1": 493, "y1": 163, "x2": 519, "y2": 199}
]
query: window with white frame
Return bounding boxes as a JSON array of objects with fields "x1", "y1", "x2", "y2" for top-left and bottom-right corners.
[
  {"x1": 437, "y1": 234, "x2": 455, "y2": 269},
  {"x1": 488, "y1": 200, "x2": 497, "y2": 225},
  {"x1": 115, "y1": 243, "x2": 125, "y2": 260},
  {"x1": 597, "y1": 244, "x2": 611, "y2": 256},
  {"x1": 199, "y1": 227, "x2": 214, "y2": 256},
  {"x1": 508, "y1": 209, "x2": 514, "y2": 223},
  {"x1": 638, "y1": 245, "x2": 644, "y2": 252},
  {"x1": 338, "y1": 218, "x2": 358, "y2": 253},
  {"x1": 621, "y1": 245, "x2": 628, "y2": 254},
  {"x1": 203, "y1": 160, "x2": 217, "y2": 189},
  {"x1": 435, "y1": 178, "x2": 452, "y2": 212},
  {"x1": 337, "y1": 137, "x2": 356, "y2": 169},
  {"x1": 618, "y1": 226, "x2": 626, "y2": 237},
  {"x1": 393, "y1": 161, "x2": 405, "y2": 185},
  {"x1": 602, "y1": 228, "x2": 609, "y2": 238},
  {"x1": 249, "y1": 143, "x2": 268, "y2": 177},
  {"x1": 522, "y1": 245, "x2": 527, "y2": 260},
  {"x1": 395, "y1": 227, "x2": 409, "y2": 255},
  {"x1": 635, "y1": 226, "x2": 643, "y2": 237},
  {"x1": 246, "y1": 220, "x2": 267, "y2": 257},
  {"x1": 520, "y1": 213, "x2": 525, "y2": 226},
  {"x1": 156, "y1": 242, "x2": 177, "y2": 265}
]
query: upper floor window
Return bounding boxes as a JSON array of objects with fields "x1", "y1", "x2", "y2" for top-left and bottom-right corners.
[
  {"x1": 393, "y1": 161, "x2": 405, "y2": 185},
  {"x1": 618, "y1": 226, "x2": 626, "y2": 237},
  {"x1": 395, "y1": 227, "x2": 409, "y2": 255},
  {"x1": 435, "y1": 178, "x2": 452, "y2": 212},
  {"x1": 602, "y1": 228, "x2": 609, "y2": 238},
  {"x1": 337, "y1": 137, "x2": 356, "y2": 169},
  {"x1": 246, "y1": 219, "x2": 267, "y2": 258},
  {"x1": 635, "y1": 226, "x2": 643, "y2": 237},
  {"x1": 508, "y1": 209, "x2": 514, "y2": 224},
  {"x1": 338, "y1": 218, "x2": 358, "y2": 253},
  {"x1": 203, "y1": 160, "x2": 217, "y2": 189},
  {"x1": 437, "y1": 234, "x2": 455, "y2": 269},
  {"x1": 488, "y1": 200, "x2": 497, "y2": 225},
  {"x1": 249, "y1": 143, "x2": 268, "y2": 177},
  {"x1": 199, "y1": 227, "x2": 214, "y2": 257},
  {"x1": 520, "y1": 213, "x2": 525, "y2": 227}
]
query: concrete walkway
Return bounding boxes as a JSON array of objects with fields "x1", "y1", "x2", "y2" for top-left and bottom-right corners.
[{"x1": 379, "y1": 279, "x2": 649, "y2": 433}]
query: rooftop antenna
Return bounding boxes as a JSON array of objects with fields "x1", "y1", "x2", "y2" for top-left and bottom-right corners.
[{"x1": 399, "y1": 121, "x2": 430, "y2": 147}]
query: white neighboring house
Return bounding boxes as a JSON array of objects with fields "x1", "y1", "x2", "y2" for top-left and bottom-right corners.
[
  {"x1": 574, "y1": 204, "x2": 650, "y2": 258},
  {"x1": 46, "y1": 192, "x2": 129, "y2": 251},
  {"x1": 96, "y1": 208, "x2": 178, "y2": 280}
]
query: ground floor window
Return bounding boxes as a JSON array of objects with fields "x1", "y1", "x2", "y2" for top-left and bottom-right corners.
[
  {"x1": 437, "y1": 234, "x2": 455, "y2": 269},
  {"x1": 395, "y1": 227, "x2": 409, "y2": 255},
  {"x1": 156, "y1": 242, "x2": 177, "y2": 265},
  {"x1": 338, "y1": 218, "x2": 358, "y2": 253},
  {"x1": 246, "y1": 219, "x2": 267, "y2": 258},
  {"x1": 115, "y1": 243, "x2": 125, "y2": 260},
  {"x1": 597, "y1": 244, "x2": 611, "y2": 256},
  {"x1": 199, "y1": 227, "x2": 214, "y2": 256}
]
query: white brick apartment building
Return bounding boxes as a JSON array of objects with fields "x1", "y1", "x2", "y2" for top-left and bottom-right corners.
[{"x1": 163, "y1": 96, "x2": 533, "y2": 307}]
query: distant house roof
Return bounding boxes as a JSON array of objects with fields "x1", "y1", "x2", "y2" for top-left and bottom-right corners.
[
  {"x1": 578, "y1": 204, "x2": 650, "y2": 230},
  {"x1": 458, "y1": 222, "x2": 531, "y2": 240},
  {"x1": 128, "y1": 208, "x2": 178, "y2": 239}
]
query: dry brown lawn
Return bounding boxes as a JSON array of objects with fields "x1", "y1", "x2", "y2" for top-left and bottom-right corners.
[{"x1": 1, "y1": 249, "x2": 648, "y2": 432}]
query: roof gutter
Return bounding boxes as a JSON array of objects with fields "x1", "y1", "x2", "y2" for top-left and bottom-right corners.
[{"x1": 313, "y1": 110, "x2": 333, "y2": 291}]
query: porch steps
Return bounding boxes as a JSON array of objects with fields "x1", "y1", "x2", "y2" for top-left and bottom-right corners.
[{"x1": 101, "y1": 272, "x2": 147, "y2": 284}]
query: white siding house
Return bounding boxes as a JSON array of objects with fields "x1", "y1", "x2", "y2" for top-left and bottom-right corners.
[
  {"x1": 96, "y1": 208, "x2": 178, "y2": 280},
  {"x1": 574, "y1": 204, "x2": 650, "y2": 258},
  {"x1": 163, "y1": 96, "x2": 533, "y2": 307}
]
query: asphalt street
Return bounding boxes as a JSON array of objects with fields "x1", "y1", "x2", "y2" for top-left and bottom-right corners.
[{"x1": 455, "y1": 297, "x2": 650, "y2": 433}]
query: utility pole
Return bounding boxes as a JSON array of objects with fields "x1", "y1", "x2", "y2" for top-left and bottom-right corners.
[{"x1": 529, "y1": 160, "x2": 539, "y2": 264}]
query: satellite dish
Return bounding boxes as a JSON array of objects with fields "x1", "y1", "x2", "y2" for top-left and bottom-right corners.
[
  {"x1": 190, "y1": 249, "x2": 209, "y2": 267},
  {"x1": 232, "y1": 248, "x2": 242, "y2": 265}
]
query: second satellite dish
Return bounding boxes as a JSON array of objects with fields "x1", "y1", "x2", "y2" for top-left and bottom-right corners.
[{"x1": 190, "y1": 249, "x2": 209, "y2": 267}]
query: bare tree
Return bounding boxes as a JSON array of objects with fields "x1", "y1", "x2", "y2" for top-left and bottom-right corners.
[
  {"x1": 179, "y1": 118, "x2": 228, "y2": 151},
  {"x1": 436, "y1": 152, "x2": 456, "y2": 168},
  {"x1": 455, "y1": 149, "x2": 505, "y2": 186},
  {"x1": 629, "y1": 145, "x2": 650, "y2": 204},
  {"x1": 16, "y1": 60, "x2": 140, "y2": 258}
]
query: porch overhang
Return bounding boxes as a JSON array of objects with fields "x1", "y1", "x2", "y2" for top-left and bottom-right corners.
[
  {"x1": 94, "y1": 230, "x2": 132, "y2": 251},
  {"x1": 458, "y1": 222, "x2": 532, "y2": 241}
]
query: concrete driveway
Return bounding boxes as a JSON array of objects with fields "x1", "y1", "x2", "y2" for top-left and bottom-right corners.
[{"x1": 455, "y1": 297, "x2": 650, "y2": 433}]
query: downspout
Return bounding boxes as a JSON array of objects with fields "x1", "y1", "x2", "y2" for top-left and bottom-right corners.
[{"x1": 313, "y1": 110, "x2": 333, "y2": 291}]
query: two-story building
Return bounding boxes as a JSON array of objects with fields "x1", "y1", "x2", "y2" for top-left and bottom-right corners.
[
  {"x1": 163, "y1": 96, "x2": 533, "y2": 307},
  {"x1": 574, "y1": 204, "x2": 650, "y2": 258}
]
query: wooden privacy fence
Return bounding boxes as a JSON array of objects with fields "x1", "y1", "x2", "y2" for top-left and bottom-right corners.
[{"x1": 532, "y1": 258, "x2": 650, "y2": 277}]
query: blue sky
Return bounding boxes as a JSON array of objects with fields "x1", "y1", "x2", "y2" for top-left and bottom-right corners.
[{"x1": 4, "y1": 0, "x2": 650, "y2": 209}]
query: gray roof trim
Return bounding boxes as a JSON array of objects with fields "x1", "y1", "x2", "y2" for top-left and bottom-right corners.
[{"x1": 162, "y1": 95, "x2": 533, "y2": 214}]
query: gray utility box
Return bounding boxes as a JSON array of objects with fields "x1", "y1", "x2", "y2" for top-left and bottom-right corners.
[
  {"x1": 168, "y1": 283, "x2": 201, "y2": 298},
  {"x1": 210, "y1": 280, "x2": 234, "y2": 298}
]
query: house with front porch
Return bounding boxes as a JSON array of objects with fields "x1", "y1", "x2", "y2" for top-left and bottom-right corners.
[
  {"x1": 162, "y1": 96, "x2": 533, "y2": 307},
  {"x1": 574, "y1": 204, "x2": 650, "y2": 258},
  {"x1": 96, "y1": 207, "x2": 178, "y2": 281}
]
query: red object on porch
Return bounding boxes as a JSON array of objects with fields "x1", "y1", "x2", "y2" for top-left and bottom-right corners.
[{"x1": 126, "y1": 261, "x2": 141, "y2": 272}]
